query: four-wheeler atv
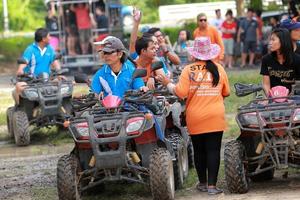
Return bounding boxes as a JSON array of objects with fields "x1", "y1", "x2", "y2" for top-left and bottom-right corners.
[
  {"x1": 224, "y1": 83, "x2": 300, "y2": 193},
  {"x1": 6, "y1": 58, "x2": 73, "y2": 146},
  {"x1": 57, "y1": 68, "x2": 190, "y2": 200}
]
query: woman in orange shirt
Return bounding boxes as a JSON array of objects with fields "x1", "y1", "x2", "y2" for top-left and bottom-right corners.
[{"x1": 156, "y1": 37, "x2": 230, "y2": 195}]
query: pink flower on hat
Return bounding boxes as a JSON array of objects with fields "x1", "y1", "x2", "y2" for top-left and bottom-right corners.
[{"x1": 187, "y1": 37, "x2": 220, "y2": 60}]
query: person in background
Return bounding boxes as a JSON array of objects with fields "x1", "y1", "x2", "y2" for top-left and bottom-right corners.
[
  {"x1": 64, "y1": 4, "x2": 78, "y2": 56},
  {"x1": 156, "y1": 37, "x2": 230, "y2": 195},
  {"x1": 15, "y1": 28, "x2": 60, "y2": 104},
  {"x1": 193, "y1": 13, "x2": 224, "y2": 62},
  {"x1": 210, "y1": 9, "x2": 224, "y2": 33},
  {"x1": 270, "y1": 16, "x2": 280, "y2": 30},
  {"x1": 280, "y1": 19, "x2": 300, "y2": 54},
  {"x1": 173, "y1": 29, "x2": 193, "y2": 66},
  {"x1": 91, "y1": 36, "x2": 147, "y2": 98},
  {"x1": 261, "y1": 28, "x2": 300, "y2": 95},
  {"x1": 45, "y1": 1, "x2": 59, "y2": 52},
  {"x1": 221, "y1": 9, "x2": 237, "y2": 69},
  {"x1": 72, "y1": 3, "x2": 92, "y2": 54},
  {"x1": 147, "y1": 27, "x2": 181, "y2": 71},
  {"x1": 237, "y1": 8, "x2": 260, "y2": 68},
  {"x1": 91, "y1": 6, "x2": 109, "y2": 42}
]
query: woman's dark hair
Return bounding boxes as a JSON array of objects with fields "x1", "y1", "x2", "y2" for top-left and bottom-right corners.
[
  {"x1": 225, "y1": 9, "x2": 233, "y2": 17},
  {"x1": 205, "y1": 60, "x2": 220, "y2": 87},
  {"x1": 135, "y1": 36, "x2": 154, "y2": 55},
  {"x1": 178, "y1": 29, "x2": 191, "y2": 41},
  {"x1": 270, "y1": 28, "x2": 293, "y2": 66},
  {"x1": 34, "y1": 28, "x2": 49, "y2": 42},
  {"x1": 120, "y1": 52, "x2": 127, "y2": 64}
]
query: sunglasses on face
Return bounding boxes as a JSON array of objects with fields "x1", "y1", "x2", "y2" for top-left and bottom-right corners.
[
  {"x1": 199, "y1": 19, "x2": 207, "y2": 22},
  {"x1": 98, "y1": 51, "x2": 116, "y2": 55}
]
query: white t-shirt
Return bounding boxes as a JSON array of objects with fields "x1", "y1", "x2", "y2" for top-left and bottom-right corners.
[{"x1": 210, "y1": 18, "x2": 224, "y2": 31}]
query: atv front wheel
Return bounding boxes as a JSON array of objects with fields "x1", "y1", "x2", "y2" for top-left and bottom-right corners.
[
  {"x1": 57, "y1": 154, "x2": 81, "y2": 200},
  {"x1": 12, "y1": 110, "x2": 30, "y2": 146},
  {"x1": 167, "y1": 133, "x2": 189, "y2": 189},
  {"x1": 150, "y1": 148, "x2": 175, "y2": 200},
  {"x1": 187, "y1": 137, "x2": 195, "y2": 169},
  {"x1": 6, "y1": 106, "x2": 15, "y2": 138},
  {"x1": 224, "y1": 140, "x2": 249, "y2": 194}
]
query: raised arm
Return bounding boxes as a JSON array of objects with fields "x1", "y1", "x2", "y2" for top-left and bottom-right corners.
[{"x1": 129, "y1": 8, "x2": 142, "y2": 54}]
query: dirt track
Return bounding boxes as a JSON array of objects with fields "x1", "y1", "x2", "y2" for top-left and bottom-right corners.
[{"x1": 2, "y1": 135, "x2": 300, "y2": 200}]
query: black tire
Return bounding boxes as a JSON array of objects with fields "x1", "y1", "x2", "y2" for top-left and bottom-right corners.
[
  {"x1": 6, "y1": 106, "x2": 14, "y2": 138},
  {"x1": 167, "y1": 133, "x2": 189, "y2": 189},
  {"x1": 187, "y1": 138, "x2": 195, "y2": 169},
  {"x1": 57, "y1": 154, "x2": 81, "y2": 200},
  {"x1": 149, "y1": 148, "x2": 175, "y2": 200},
  {"x1": 224, "y1": 140, "x2": 249, "y2": 194},
  {"x1": 12, "y1": 110, "x2": 30, "y2": 146}
]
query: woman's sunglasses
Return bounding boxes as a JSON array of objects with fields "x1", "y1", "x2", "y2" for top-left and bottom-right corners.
[
  {"x1": 98, "y1": 50, "x2": 116, "y2": 55},
  {"x1": 199, "y1": 19, "x2": 207, "y2": 22}
]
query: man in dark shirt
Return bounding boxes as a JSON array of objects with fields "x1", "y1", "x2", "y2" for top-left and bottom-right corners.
[
  {"x1": 280, "y1": 19, "x2": 300, "y2": 54},
  {"x1": 95, "y1": 7, "x2": 108, "y2": 30}
]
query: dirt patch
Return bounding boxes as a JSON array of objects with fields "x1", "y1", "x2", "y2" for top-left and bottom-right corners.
[{"x1": 0, "y1": 62, "x2": 17, "y2": 75}]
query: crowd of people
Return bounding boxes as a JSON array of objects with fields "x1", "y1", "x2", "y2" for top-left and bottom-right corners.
[
  {"x1": 15, "y1": 2, "x2": 300, "y2": 196},
  {"x1": 45, "y1": 1, "x2": 109, "y2": 55}
]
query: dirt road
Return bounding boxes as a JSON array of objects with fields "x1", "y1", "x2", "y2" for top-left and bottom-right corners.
[{"x1": 1, "y1": 131, "x2": 300, "y2": 200}]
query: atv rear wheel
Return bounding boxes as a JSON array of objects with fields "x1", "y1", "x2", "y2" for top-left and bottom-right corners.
[
  {"x1": 57, "y1": 154, "x2": 81, "y2": 200},
  {"x1": 167, "y1": 133, "x2": 189, "y2": 189},
  {"x1": 12, "y1": 110, "x2": 30, "y2": 146},
  {"x1": 150, "y1": 148, "x2": 175, "y2": 200},
  {"x1": 224, "y1": 140, "x2": 249, "y2": 194},
  {"x1": 6, "y1": 106, "x2": 15, "y2": 138}
]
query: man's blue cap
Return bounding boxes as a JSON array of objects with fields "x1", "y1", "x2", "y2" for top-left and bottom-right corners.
[{"x1": 280, "y1": 19, "x2": 300, "y2": 30}]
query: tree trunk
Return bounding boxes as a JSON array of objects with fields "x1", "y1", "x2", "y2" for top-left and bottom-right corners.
[{"x1": 236, "y1": 0, "x2": 244, "y2": 17}]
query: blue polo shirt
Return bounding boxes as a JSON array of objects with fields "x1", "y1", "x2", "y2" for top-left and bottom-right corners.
[
  {"x1": 91, "y1": 60, "x2": 145, "y2": 98},
  {"x1": 22, "y1": 43, "x2": 56, "y2": 76}
]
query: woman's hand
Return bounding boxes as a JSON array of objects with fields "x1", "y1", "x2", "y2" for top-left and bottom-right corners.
[
  {"x1": 155, "y1": 74, "x2": 171, "y2": 86},
  {"x1": 147, "y1": 77, "x2": 155, "y2": 90}
]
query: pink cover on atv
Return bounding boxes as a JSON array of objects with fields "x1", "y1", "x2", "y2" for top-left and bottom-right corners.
[
  {"x1": 101, "y1": 95, "x2": 122, "y2": 108},
  {"x1": 269, "y1": 86, "x2": 289, "y2": 103}
]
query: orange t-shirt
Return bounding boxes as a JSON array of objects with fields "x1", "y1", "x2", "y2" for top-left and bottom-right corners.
[
  {"x1": 193, "y1": 25, "x2": 225, "y2": 61},
  {"x1": 174, "y1": 61, "x2": 230, "y2": 135}
]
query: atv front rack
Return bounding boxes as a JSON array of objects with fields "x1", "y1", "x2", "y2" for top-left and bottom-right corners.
[{"x1": 236, "y1": 96, "x2": 300, "y2": 132}]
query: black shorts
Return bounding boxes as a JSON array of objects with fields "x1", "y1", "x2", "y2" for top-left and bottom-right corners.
[{"x1": 243, "y1": 41, "x2": 257, "y2": 53}]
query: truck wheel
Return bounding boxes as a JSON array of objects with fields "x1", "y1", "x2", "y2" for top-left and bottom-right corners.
[
  {"x1": 57, "y1": 154, "x2": 81, "y2": 200},
  {"x1": 167, "y1": 133, "x2": 189, "y2": 189},
  {"x1": 187, "y1": 138, "x2": 195, "y2": 169},
  {"x1": 224, "y1": 140, "x2": 249, "y2": 194},
  {"x1": 12, "y1": 110, "x2": 30, "y2": 146},
  {"x1": 6, "y1": 106, "x2": 15, "y2": 138},
  {"x1": 150, "y1": 148, "x2": 175, "y2": 200}
]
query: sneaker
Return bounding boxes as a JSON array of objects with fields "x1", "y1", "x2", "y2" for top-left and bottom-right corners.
[
  {"x1": 196, "y1": 183, "x2": 207, "y2": 192},
  {"x1": 207, "y1": 187, "x2": 223, "y2": 195}
]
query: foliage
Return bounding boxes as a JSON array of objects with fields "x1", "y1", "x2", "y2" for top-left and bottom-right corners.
[
  {"x1": 249, "y1": 0, "x2": 263, "y2": 10},
  {"x1": 162, "y1": 21, "x2": 197, "y2": 44},
  {"x1": 0, "y1": 0, "x2": 46, "y2": 31},
  {"x1": 0, "y1": 36, "x2": 33, "y2": 62}
]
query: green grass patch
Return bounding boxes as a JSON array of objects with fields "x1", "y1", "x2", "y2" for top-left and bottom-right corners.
[{"x1": 31, "y1": 186, "x2": 57, "y2": 200}]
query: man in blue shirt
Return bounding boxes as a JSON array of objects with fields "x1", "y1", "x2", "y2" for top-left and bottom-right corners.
[
  {"x1": 92, "y1": 36, "x2": 147, "y2": 99},
  {"x1": 14, "y1": 28, "x2": 61, "y2": 104}
]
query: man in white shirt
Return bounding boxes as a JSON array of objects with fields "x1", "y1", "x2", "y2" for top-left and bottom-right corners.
[{"x1": 210, "y1": 9, "x2": 224, "y2": 33}]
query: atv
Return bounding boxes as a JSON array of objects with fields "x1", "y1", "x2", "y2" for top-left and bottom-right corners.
[
  {"x1": 57, "y1": 68, "x2": 189, "y2": 200},
  {"x1": 224, "y1": 82, "x2": 300, "y2": 193},
  {"x1": 6, "y1": 58, "x2": 73, "y2": 146}
]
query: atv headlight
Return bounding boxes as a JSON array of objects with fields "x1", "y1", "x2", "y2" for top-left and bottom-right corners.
[
  {"x1": 60, "y1": 85, "x2": 72, "y2": 96},
  {"x1": 75, "y1": 122, "x2": 89, "y2": 137},
  {"x1": 293, "y1": 109, "x2": 300, "y2": 122},
  {"x1": 126, "y1": 117, "x2": 145, "y2": 135},
  {"x1": 23, "y1": 89, "x2": 38, "y2": 100},
  {"x1": 239, "y1": 113, "x2": 260, "y2": 127}
]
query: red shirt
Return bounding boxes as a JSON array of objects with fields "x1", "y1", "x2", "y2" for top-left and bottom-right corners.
[
  {"x1": 74, "y1": 6, "x2": 91, "y2": 29},
  {"x1": 221, "y1": 20, "x2": 237, "y2": 39}
]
